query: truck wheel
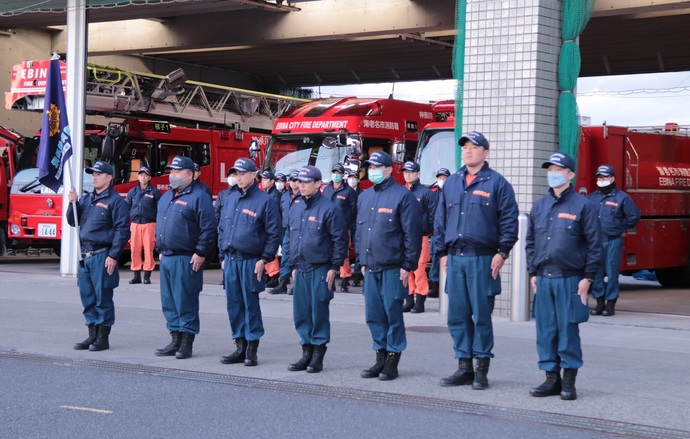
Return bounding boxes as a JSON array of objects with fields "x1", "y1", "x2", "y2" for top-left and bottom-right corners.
[
  {"x1": 655, "y1": 267, "x2": 690, "y2": 288},
  {"x1": 0, "y1": 225, "x2": 7, "y2": 257}
]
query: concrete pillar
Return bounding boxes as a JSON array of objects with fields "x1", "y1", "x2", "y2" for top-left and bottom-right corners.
[{"x1": 463, "y1": 0, "x2": 562, "y2": 318}]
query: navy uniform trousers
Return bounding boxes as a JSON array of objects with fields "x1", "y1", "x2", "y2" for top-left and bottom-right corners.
[
  {"x1": 293, "y1": 265, "x2": 334, "y2": 346},
  {"x1": 534, "y1": 276, "x2": 588, "y2": 371},
  {"x1": 78, "y1": 251, "x2": 118, "y2": 327},
  {"x1": 159, "y1": 255, "x2": 204, "y2": 334},
  {"x1": 592, "y1": 236, "x2": 623, "y2": 301},
  {"x1": 224, "y1": 256, "x2": 265, "y2": 341},
  {"x1": 445, "y1": 254, "x2": 496, "y2": 359},
  {"x1": 363, "y1": 268, "x2": 407, "y2": 353}
]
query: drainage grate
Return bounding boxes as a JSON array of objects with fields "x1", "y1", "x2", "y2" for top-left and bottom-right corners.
[{"x1": 2, "y1": 350, "x2": 687, "y2": 439}]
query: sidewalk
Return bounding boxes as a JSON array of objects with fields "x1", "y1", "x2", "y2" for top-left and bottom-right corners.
[{"x1": 2, "y1": 268, "x2": 689, "y2": 434}]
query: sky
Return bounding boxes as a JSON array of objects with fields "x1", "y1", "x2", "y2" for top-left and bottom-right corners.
[{"x1": 309, "y1": 71, "x2": 690, "y2": 128}]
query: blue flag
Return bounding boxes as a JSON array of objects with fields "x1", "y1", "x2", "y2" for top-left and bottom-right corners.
[{"x1": 37, "y1": 58, "x2": 73, "y2": 193}]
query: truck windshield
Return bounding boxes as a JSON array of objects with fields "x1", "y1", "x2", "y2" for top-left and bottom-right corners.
[
  {"x1": 417, "y1": 129, "x2": 459, "y2": 186},
  {"x1": 267, "y1": 134, "x2": 355, "y2": 183},
  {"x1": 11, "y1": 168, "x2": 94, "y2": 195}
]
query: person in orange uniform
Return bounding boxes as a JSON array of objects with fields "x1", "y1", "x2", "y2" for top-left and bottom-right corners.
[{"x1": 125, "y1": 166, "x2": 162, "y2": 284}]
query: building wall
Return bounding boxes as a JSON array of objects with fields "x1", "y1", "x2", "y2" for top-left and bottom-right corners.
[{"x1": 463, "y1": 0, "x2": 562, "y2": 318}]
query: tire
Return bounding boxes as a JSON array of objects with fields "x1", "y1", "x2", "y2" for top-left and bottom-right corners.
[{"x1": 655, "y1": 267, "x2": 690, "y2": 288}]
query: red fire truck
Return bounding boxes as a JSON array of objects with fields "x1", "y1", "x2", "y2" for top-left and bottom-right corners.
[
  {"x1": 415, "y1": 100, "x2": 460, "y2": 185},
  {"x1": 575, "y1": 124, "x2": 690, "y2": 288},
  {"x1": 260, "y1": 97, "x2": 435, "y2": 186},
  {"x1": 0, "y1": 125, "x2": 30, "y2": 255},
  {"x1": 4, "y1": 60, "x2": 305, "y2": 258}
]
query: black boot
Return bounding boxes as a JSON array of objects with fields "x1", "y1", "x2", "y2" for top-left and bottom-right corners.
[
  {"x1": 428, "y1": 281, "x2": 439, "y2": 298},
  {"x1": 73, "y1": 324, "x2": 97, "y2": 350},
  {"x1": 529, "y1": 371, "x2": 562, "y2": 397},
  {"x1": 402, "y1": 295, "x2": 415, "y2": 313},
  {"x1": 602, "y1": 298, "x2": 617, "y2": 316},
  {"x1": 155, "y1": 331, "x2": 181, "y2": 356},
  {"x1": 244, "y1": 340, "x2": 259, "y2": 366},
  {"x1": 361, "y1": 349, "x2": 387, "y2": 378},
  {"x1": 339, "y1": 279, "x2": 350, "y2": 293},
  {"x1": 88, "y1": 326, "x2": 111, "y2": 351},
  {"x1": 175, "y1": 332, "x2": 195, "y2": 359},
  {"x1": 410, "y1": 294, "x2": 426, "y2": 314},
  {"x1": 129, "y1": 271, "x2": 142, "y2": 284},
  {"x1": 143, "y1": 271, "x2": 152, "y2": 285},
  {"x1": 352, "y1": 274, "x2": 362, "y2": 287},
  {"x1": 221, "y1": 338, "x2": 247, "y2": 364},
  {"x1": 590, "y1": 296, "x2": 605, "y2": 315},
  {"x1": 472, "y1": 358, "x2": 490, "y2": 390},
  {"x1": 307, "y1": 344, "x2": 327, "y2": 373},
  {"x1": 378, "y1": 352, "x2": 401, "y2": 381},
  {"x1": 287, "y1": 286, "x2": 294, "y2": 296},
  {"x1": 560, "y1": 368, "x2": 578, "y2": 400},
  {"x1": 288, "y1": 344, "x2": 314, "y2": 371},
  {"x1": 265, "y1": 275, "x2": 279, "y2": 289},
  {"x1": 270, "y1": 276, "x2": 288, "y2": 295},
  {"x1": 439, "y1": 358, "x2": 474, "y2": 387}
]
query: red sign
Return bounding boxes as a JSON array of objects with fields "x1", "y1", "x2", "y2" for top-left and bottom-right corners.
[{"x1": 5, "y1": 60, "x2": 67, "y2": 110}]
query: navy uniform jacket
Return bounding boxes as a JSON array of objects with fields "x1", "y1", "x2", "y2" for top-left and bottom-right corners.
[
  {"x1": 286, "y1": 191, "x2": 349, "y2": 272},
  {"x1": 66, "y1": 185, "x2": 130, "y2": 259},
  {"x1": 125, "y1": 183, "x2": 162, "y2": 224},
  {"x1": 280, "y1": 188, "x2": 300, "y2": 230},
  {"x1": 218, "y1": 181, "x2": 282, "y2": 262},
  {"x1": 322, "y1": 182, "x2": 358, "y2": 236},
  {"x1": 214, "y1": 186, "x2": 238, "y2": 226},
  {"x1": 355, "y1": 176, "x2": 422, "y2": 272},
  {"x1": 587, "y1": 187, "x2": 640, "y2": 239},
  {"x1": 155, "y1": 182, "x2": 217, "y2": 257},
  {"x1": 434, "y1": 162, "x2": 519, "y2": 257},
  {"x1": 408, "y1": 180, "x2": 437, "y2": 236},
  {"x1": 526, "y1": 186, "x2": 602, "y2": 279}
]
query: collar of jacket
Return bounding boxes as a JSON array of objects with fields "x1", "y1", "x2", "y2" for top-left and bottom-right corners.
[
  {"x1": 460, "y1": 161, "x2": 490, "y2": 179},
  {"x1": 302, "y1": 190, "x2": 322, "y2": 207},
  {"x1": 240, "y1": 180, "x2": 260, "y2": 198},
  {"x1": 408, "y1": 179, "x2": 421, "y2": 191},
  {"x1": 173, "y1": 182, "x2": 194, "y2": 197},
  {"x1": 92, "y1": 185, "x2": 113, "y2": 201},
  {"x1": 548, "y1": 184, "x2": 574, "y2": 201},
  {"x1": 374, "y1": 175, "x2": 395, "y2": 191}
]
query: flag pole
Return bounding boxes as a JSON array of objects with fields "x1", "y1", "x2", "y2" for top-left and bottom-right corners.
[{"x1": 66, "y1": 158, "x2": 83, "y2": 263}]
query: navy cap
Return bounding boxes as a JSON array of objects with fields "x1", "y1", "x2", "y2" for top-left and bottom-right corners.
[
  {"x1": 227, "y1": 168, "x2": 237, "y2": 177},
  {"x1": 365, "y1": 151, "x2": 393, "y2": 167},
  {"x1": 436, "y1": 167, "x2": 451, "y2": 177},
  {"x1": 138, "y1": 166, "x2": 151, "y2": 175},
  {"x1": 595, "y1": 164, "x2": 615, "y2": 177},
  {"x1": 193, "y1": 163, "x2": 200, "y2": 172},
  {"x1": 289, "y1": 170, "x2": 300, "y2": 181},
  {"x1": 347, "y1": 171, "x2": 360, "y2": 179},
  {"x1": 275, "y1": 172, "x2": 287, "y2": 182},
  {"x1": 165, "y1": 156, "x2": 195, "y2": 172},
  {"x1": 459, "y1": 131, "x2": 490, "y2": 149},
  {"x1": 260, "y1": 170, "x2": 276, "y2": 180},
  {"x1": 230, "y1": 158, "x2": 258, "y2": 173},
  {"x1": 402, "y1": 161, "x2": 420, "y2": 172},
  {"x1": 86, "y1": 161, "x2": 114, "y2": 176},
  {"x1": 542, "y1": 152, "x2": 576, "y2": 172},
  {"x1": 331, "y1": 163, "x2": 345, "y2": 173},
  {"x1": 297, "y1": 165, "x2": 322, "y2": 182}
]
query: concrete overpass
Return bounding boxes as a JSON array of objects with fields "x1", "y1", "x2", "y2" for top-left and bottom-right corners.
[{"x1": 0, "y1": 0, "x2": 689, "y2": 91}]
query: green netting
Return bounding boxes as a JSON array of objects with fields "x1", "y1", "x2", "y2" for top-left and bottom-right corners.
[
  {"x1": 0, "y1": 0, "x2": 192, "y2": 16},
  {"x1": 558, "y1": 0, "x2": 594, "y2": 164},
  {"x1": 452, "y1": 0, "x2": 467, "y2": 171}
]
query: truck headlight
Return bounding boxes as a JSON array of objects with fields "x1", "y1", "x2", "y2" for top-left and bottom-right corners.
[{"x1": 10, "y1": 223, "x2": 21, "y2": 235}]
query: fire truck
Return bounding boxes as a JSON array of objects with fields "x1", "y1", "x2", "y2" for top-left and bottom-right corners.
[
  {"x1": 575, "y1": 124, "x2": 690, "y2": 288},
  {"x1": 259, "y1": 97, "x2": 435, "y2": 187},
  {"x1": 415, "y1": 100, "x2": 460, "y2": 185},
  {"x1": 3, "y1": 60, "x2": 307, "y2": 257},
  {"x1": 0, "y1": 125, "x2": 30, "y2": 255}
]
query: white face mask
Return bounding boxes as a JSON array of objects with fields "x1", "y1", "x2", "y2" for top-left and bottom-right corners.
[
  {"x1": 347, "y1": 178, "x2": 358, "y2": 188},
  {"x1": 596, "y1": 180, "x2": 612, "y2": 188},
  {"x1": 275, "y1": 182, "x2": 286, "y2": 191},
  {"x1": 436, "y1": 179, "x2": 445, "y2": 189},
  {"x1": 227, "y1": 176, "x2": 237, "y2": 187}
]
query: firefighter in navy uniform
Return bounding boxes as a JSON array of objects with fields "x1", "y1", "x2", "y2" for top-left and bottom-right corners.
[
  {"x1": 428, "y1": 167, "x2": 451, "y2": 297},
  {"x1": 271, "y1": 170, "x2": 301, "y2": 295},
  {"x1": 67, "y1": 161, "x2": 130, "y2": 352},
  {"x1": 355, "y1": 151, "x2": 421, "y2": 381},
  {"x1": 401, "y1": 161, "x2": 437, "y2": 314},
  {"x1": 218, "y1": 158, "x2": 281, "y2": 366},
  {"x1": 193, "y1": 162, "x2": 213, "y2": 198},
  {"x1": 285, "y1": 165, "x2": 348, "y2": 373},
  {"x1": 434, "y1": 132, "x2": 519, "y2": 390},
  {"x1": 526, "y1": 152, "x2": 602, "y2": 401},
  {"x1": 125, "y1": 166, "x2": 162, "y2": 285},
  {"x1": 154, "y1": 156, "x2": 217, "y2": 359},
  {"x1": 322, "y1": 163, "x2": 358, "y2": 292},
  {"x1": 260, "y1": 170, "x2": 283, "y2": 289},
  {"x1": 346, "y1": 171, "x2": 364, "y2": 287},
  {"x1": 588, "y1": 164, "x2": 640, "y2": 317}
]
